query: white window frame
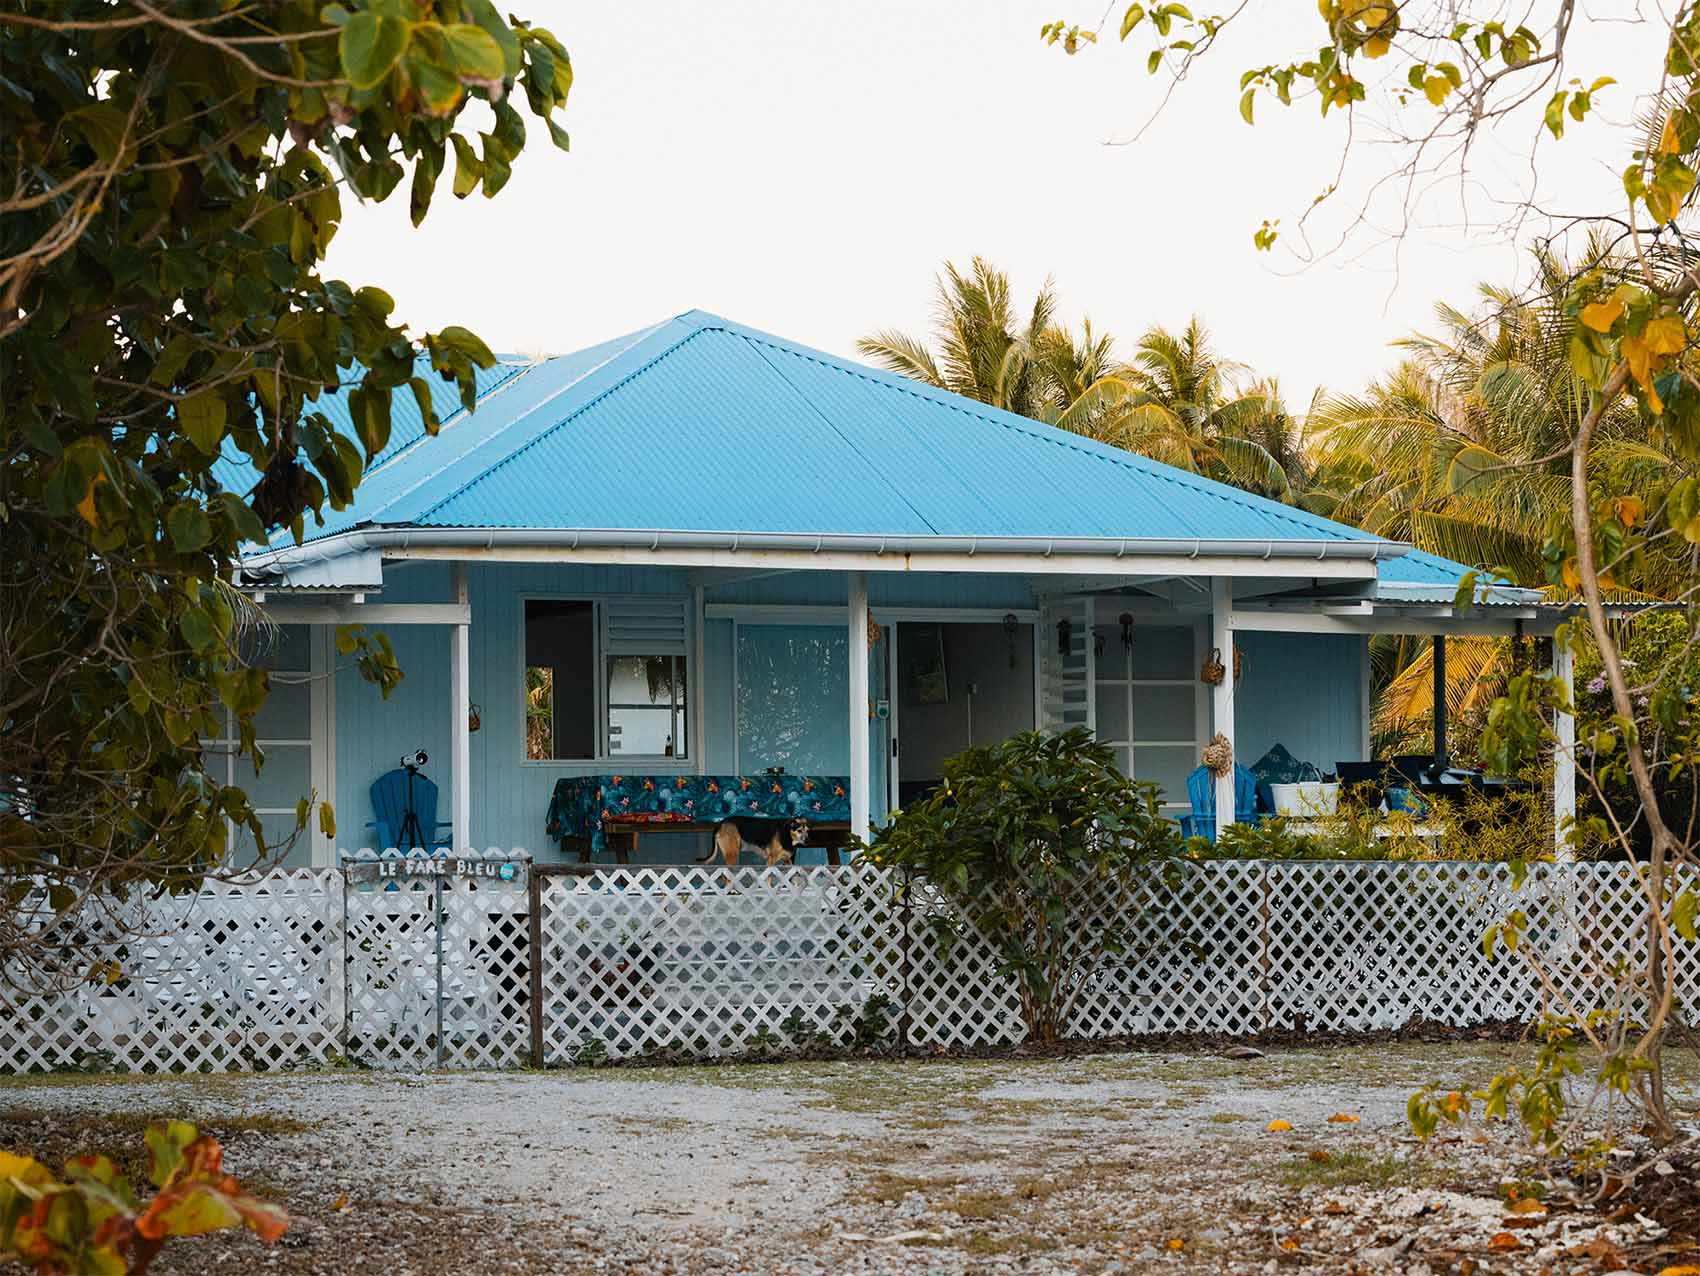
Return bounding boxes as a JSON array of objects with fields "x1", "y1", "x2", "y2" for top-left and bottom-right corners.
[
  {"x1": 202, "y1": 623, "x2": 335, "y2": 867},
  {"x1": 1092, "y1": 614, "x2": 1206, "y2": 812},
  {"x1": 519, "y1": 593, "x2": 695, "y2": 769}
]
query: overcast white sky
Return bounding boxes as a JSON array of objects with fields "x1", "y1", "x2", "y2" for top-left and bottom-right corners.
[{"x1": 323, "y1": 2, "x2": 1668, "y2": 406}]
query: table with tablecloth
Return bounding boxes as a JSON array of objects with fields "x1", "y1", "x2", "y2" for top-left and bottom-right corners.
[{"x1": 545, "y1": 774, "x2": 851, "y2": 858}]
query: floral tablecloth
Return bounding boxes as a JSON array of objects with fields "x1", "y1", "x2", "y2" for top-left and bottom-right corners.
[{"x1": 545, "y1": 774, "x2": 851, "y2": 855}]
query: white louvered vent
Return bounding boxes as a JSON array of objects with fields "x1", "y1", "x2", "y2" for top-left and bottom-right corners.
[{"x1": 601, "y1": 597, "x2": 688, "y2": 656}]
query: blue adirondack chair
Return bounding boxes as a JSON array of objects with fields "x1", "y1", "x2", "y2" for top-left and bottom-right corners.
[
  {"x1": 367, "y1": 767, "x2": 454, "y2": 851},
  {"x1": 1178, "y1": 764, "x2": 1269, "y2": 843}
]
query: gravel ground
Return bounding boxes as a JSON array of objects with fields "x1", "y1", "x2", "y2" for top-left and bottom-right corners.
[{"x1": 2, "y1": 1043, "x2": 1696, "y2": 1274}]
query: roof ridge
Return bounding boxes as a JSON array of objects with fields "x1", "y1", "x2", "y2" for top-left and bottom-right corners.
[
  {"x1": 719, "y1": 321, "x2": 1365, "y2": 546},
  {"x1": 409, "y1": 318, "x2": 702, "y2": 524},
  {"x1": 737, "y1": 333, "x2": 942, "y2": 536}
]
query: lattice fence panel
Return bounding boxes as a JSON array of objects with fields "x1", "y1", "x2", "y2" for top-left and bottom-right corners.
[
  {"x1": 438, "y1": 878, "x2": 532, "y2": 1069},
  {"x1": 536, "y1": 866, "x2": 905, "y2": 1062},
  {"x1": 0, "y1": 871, "x2": 341, "y2": 1074},
  {"x1": 342, "y1": 877, "x2": 439, "y2": 1067},
  {"x1": 1068, "y1": 862, "x2": 1270, "y2": 1038}
]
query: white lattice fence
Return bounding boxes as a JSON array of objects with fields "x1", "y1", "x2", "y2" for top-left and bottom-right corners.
[
  {"x1": 0, "y1": 871, "x2": 342, "y2": 1074},
  {"x1": 536, "y1": 865, "x2": 907, "y2": 1061},
  {"x1": 342, "y1": 874, "x2": 532, "y2": 1070},
  {"x1": 4, "y1": 861, "x2": 1696, "y2": 1074}
]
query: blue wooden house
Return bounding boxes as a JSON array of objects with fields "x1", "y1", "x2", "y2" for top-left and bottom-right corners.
[{"x1": 229, "y1": 310, "x2": 1582, "y2": 865}]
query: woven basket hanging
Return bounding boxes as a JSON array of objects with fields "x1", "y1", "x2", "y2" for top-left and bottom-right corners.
[
  {"x1": 866, "y1": 609, "x2": 882, "y2": 650},
  {"x1": 1201, "y1": 732, "x2": 1234, "y2": 777},
  {"x1": 1200, "y1": 647, "x2": 1226, "y2": 685},
  {"x1": 1200, "y1": 646, "x2": 1245, "y2": 685}
]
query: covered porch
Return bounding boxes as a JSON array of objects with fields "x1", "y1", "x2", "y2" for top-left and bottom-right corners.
[{"x1": 248, "y1": 549, "x2": 1578, "y2": 867}]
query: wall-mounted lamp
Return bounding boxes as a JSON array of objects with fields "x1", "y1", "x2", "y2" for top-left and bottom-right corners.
[
  {"x1": 1056, "y1": 617, "x2": 1072, "y2": 656},
  {"x1": 1119, "y1": 612, "x2": 1134, "y2": 651}
]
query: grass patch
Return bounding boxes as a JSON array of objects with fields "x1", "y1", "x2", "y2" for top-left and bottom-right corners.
[
  {"x1": 937, "y1": 1187, "x2": 1016, "y2": 1220},
  {"x1": 844, "y1": 1170, "x2": 967, "y2": 1205},
  {"x1": 1207, "y1": 1112, "x2": 1253, "y2": 1123},
  {"x1": 957, "y1": 1232, "x2": 1058, "y2": 1256},
  {"x1": 0, "y1": 1107, "x2": 315, "y2": 1144},
  {"x1": 1279, "y1": 1149, "x2": 1410, "y2": 1190}
]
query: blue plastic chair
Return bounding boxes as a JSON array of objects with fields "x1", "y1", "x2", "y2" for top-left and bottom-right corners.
[
  {"x1": 1178, "y1": 764, "x2": 1269, "y2": 843},
  {"x1": 367, "y1": 767, "x2": 454, "y2": 851}
]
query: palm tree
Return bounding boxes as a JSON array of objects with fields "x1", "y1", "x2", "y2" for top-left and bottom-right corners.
[
  {"x1": 858, "y1": 257, "x2": 1061, "y2": 419},
  {"x1": 1310, "y1": 241, "x2": 1691, "y2": 743},
  {"x1": 862, "y1": 270, "x2": 1315, "y2": 503},
  {"x1": 1097, "y1": 319, "x2": 1313, "y2": 503}
]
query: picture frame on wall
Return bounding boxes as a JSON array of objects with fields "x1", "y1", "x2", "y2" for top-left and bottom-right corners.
[{"x1": 906, "y1": 624, "x2": 949, "y2": 705}]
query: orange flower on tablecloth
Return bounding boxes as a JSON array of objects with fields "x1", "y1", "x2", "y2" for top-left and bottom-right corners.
[
  {"x1": 833, "y1": 785, "x2": 845, "y2": 796},
  {"x1": 803, "y1": 780, "x2": 814, "y2": 791},
  {"x1": 707, "y1": 782, "x2": 719, "y2": 793},
  {"x1": 643, "y1": 779, "x2": 654, "y2": 790},
  {"x1": 771, "y1": 783, "x2": 781, "y2": 794},
  {"x1": 740, "y1": 778, "x2": 751, "y2": 790},
  {"x1": 611, "y1": 776, "x2": 622, "y2": 784}
]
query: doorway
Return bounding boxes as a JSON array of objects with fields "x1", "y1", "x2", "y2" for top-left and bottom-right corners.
[{"x1": 889, "y1": 620, "x2": 1035, "y2": 811}]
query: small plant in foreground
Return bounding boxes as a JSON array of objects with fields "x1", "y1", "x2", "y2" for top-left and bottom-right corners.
[
  {"x1": 857, "y1": 728, "x2": 1179, "y2": 1042},
  {"x1": 0, "y1": 1120, "x2": 287, "y2": 1274}
]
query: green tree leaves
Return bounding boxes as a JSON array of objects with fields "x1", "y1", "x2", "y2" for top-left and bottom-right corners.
[
  {"x1": 1, "y1": 2, "x2": 572, "y2": 961},
  {"x1": 340, "y1": 11, "x2": 410, "y2": 89}
]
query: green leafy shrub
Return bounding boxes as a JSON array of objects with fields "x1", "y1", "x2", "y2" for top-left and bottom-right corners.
[
  {"x1": 857, "y1": 727, "x2": 1180, "y2": 1042},
  {"x1": 0, "y1": 1120, "x2": 286, "y2": 1274}
]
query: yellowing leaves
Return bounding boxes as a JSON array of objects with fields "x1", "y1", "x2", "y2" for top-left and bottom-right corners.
[
  {"x1": 1326, "y1": 1112, "x2": 1359, "y2": 1123},
  {"x1": 1266, "y1": 1119, "x2": 1293, "y2": 1131},
  {"x1": 1580, "y1": 298, "x2": 1624, "y2": 332},
  {"x1": 1643, "y1": 313, "x2": 1688, "y2": 355},
  {"x1": 75, "y1": 470, "x2": 106, "y2": 527},
  {"x1": 1487, "y1": 1231, "x2": 1522, "y2": 1251}
]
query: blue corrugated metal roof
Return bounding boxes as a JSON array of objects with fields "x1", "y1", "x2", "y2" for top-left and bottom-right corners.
[{"x1": 241, "y1": 309, "x2": 1507, "y2": 597}]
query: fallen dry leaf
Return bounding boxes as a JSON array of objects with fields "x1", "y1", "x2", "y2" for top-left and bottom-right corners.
[
  {"x1": 1165, "y1": 1238, "x2": 1184, "y2": 1251},
  {"x1": 1505, "y1": 1196, "x2": 1547, "y2": 1216},
  {"x1": 1657, "y1": 1267, "x2": 1700, "y2": 1276},
  {"x1": 1279, "y1": 1236, "x2": 1299, "y2": 1251},
  {"x1": 329, "y1": 1192, "x2": 350, "y2": 1213},
  {"x1": 1487, "y1": 1231, "x2": 1521, "y2": 1252},
  {"x1": 1308, "y1": 1150, "x2": 1332, "y2": 1164},
  {"x1": 1326, "y1": 1112, "x2": 1359, "y2": 1124},
  {"x1": 1266, "y1": 1119, "x2": 1293, "y2": 1132}
]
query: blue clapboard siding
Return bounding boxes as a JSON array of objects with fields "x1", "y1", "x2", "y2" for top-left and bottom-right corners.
[
  {"x1": 337, "y1": 562, "x2": 941, "y2": 859},
  {"x1": 1233, "y1": 631, "x2": 1368, "y2": 777}
]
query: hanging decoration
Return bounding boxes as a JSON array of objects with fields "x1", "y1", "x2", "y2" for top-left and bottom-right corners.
[
  {"x1": 1056, "y1": 616, "x2": 1072, "y2": 656},
  {"x1": 1201, "y1": 732, "x2": 1233, "y2": 777},
  {"x1": 1002, "y1": 613, "x2": 1019, "y2": 669},
  {"x1": 468, "y1": 704, "x2": 482, "y2": 733},
  {"x1": 1119, "y1": 612, "x2": 1134, "y2": 651},
  {"x1": 1200, "y1": 647, "x2": 1226, "y2": 686},
  {"x1": 866, "y1": 608, "x2": 882, "y2": 650},
  {"x1": 1234, "y1": 645, "x2": 1244, "y2": 680}
]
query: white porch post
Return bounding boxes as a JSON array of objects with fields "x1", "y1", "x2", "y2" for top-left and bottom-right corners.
[
  {"x1": 450, "y1": 563, "x2": 471, "y2": 850},
  {"x1": 848, "y1": 571, "x2": 871, "y2": 841},
  {"x1": 1552, "y1": 637, "x2": 1576, "y2": 858},
  {"x1": 1210, "y1": 578, "x2": 1236, "y2": 840}
]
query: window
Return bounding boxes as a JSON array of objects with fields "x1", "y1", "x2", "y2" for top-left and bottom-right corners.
[
  {"x1": 524, "y1": 598, "x2": 690, "y2": 761},
  {"x1": 201, "y1": 624, "x2": 323, "y2": 868},
  {"x1": 1093, "y1": 622, "x2": 1200, "y2": 811}
]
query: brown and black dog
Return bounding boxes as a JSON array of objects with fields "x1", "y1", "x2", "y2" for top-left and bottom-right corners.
[{"x1": 699, "y1": 815, "x2": 810, "y2": 867}]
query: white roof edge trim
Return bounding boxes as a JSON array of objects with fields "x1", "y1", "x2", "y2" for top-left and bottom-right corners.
[{"x1": 241, "y1": 526, "x2": 1414, "y2": 575}]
